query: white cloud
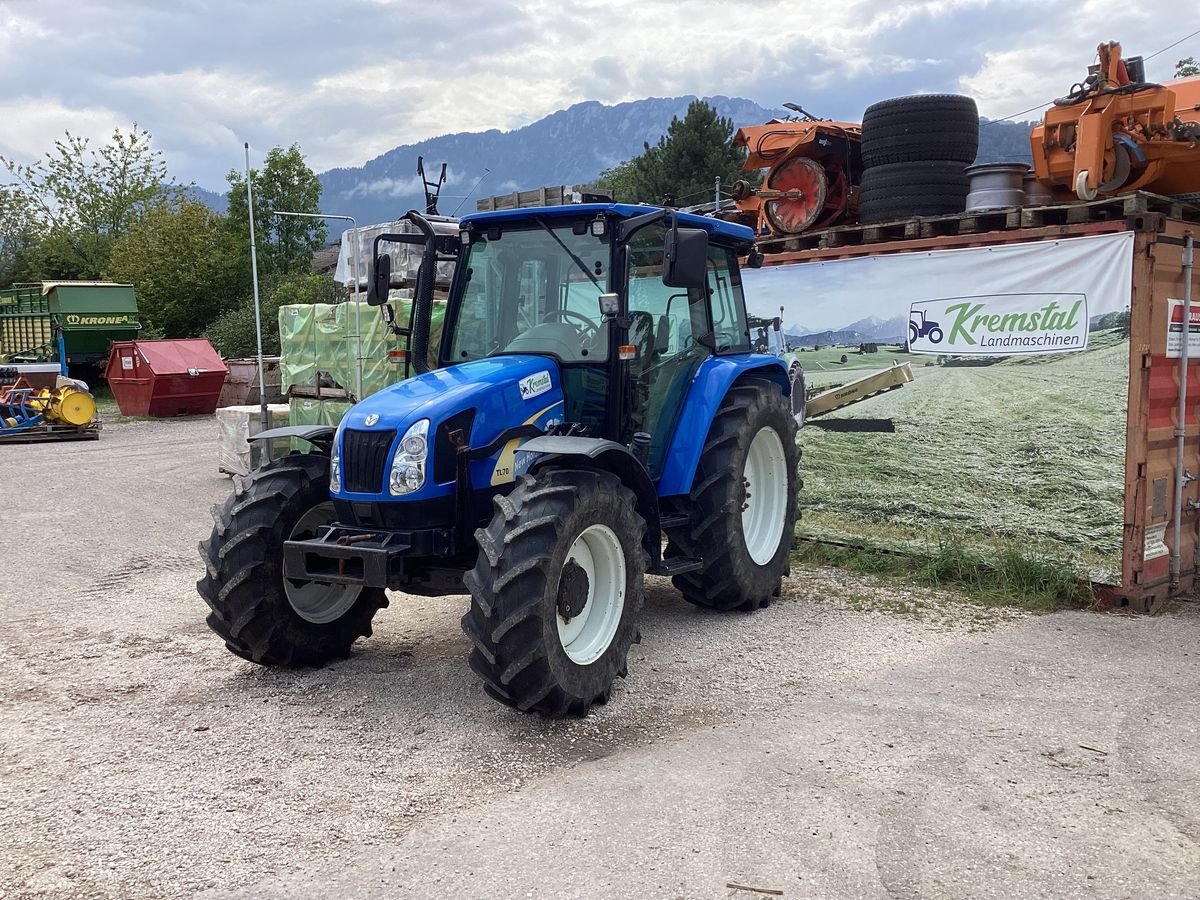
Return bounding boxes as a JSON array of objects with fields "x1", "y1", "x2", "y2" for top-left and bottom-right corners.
[
  {"x1": 0, "y1": 0, "x2": 1193, "y2": 189},
  {"x1": 0, "y1": 100, "x2": 124, "y2": 162}
]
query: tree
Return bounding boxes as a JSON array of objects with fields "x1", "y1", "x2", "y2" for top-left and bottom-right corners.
[
  {"x1": 0, "y1": 187, "x2": 45, "y2": 287},
  {"x1": 1, "y1": 125, "x2": 176, "y2": 279},
  {"x1": 1176, "y1": 57, "x2": 1200, "y2": 78},
  {"x1": 595, "y1": 159, "x2": 639, "y2": 203},
  {"x1": 611, "y1": 101, "x2": 753, "y2": 206},
  {"x1": 206, "y1": 272, "x2": 344, "y2": 358},
  {"x1": 109, "y1": 201, "x2": 245, "y2": 337},
  {"x1": 226, "y1": 145, "x2": 326, "y2": 282}
]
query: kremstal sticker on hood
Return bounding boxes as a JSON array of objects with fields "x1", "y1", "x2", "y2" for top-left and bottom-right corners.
[{"x1": 518, "y1": 369, "x2": 553, "y2": 401}]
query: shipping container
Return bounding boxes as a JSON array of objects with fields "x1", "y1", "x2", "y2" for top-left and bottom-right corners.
[{"x1": 745, "y1": 192, "x2": 1200, "y2": 610}]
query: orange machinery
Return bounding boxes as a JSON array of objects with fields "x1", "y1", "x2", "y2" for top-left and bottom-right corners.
[
  {"x1": 1031, "y1": 42, "x2": 1200, "y2": 201},
  {"x1": 728, "y1": 105, "x2": 862, "y2": 236}
]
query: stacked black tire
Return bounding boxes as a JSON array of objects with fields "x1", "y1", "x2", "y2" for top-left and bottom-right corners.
[{"x1": 858, "y1": 95, "x2": 979, "y2": 224}]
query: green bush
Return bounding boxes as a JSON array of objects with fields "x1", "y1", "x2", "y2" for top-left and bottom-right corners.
[{"x1": 206, "y1": 273, "x2": 344, "y2": 358}]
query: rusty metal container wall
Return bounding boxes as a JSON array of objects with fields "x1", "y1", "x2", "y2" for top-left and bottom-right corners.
[
  {"x1": 217, "y1": 357, "x2": 282, "y2": 408},
  {"x1": 1121, "y1": 217, "x2": 1200, "y2": 609}
]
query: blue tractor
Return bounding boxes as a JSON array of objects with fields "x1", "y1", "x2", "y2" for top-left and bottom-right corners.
[{"x1": 198, "y1": 204, "x2": 801, "y2": 716}]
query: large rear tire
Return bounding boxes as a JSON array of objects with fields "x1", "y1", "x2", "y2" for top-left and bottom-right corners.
[
  {"x1": 462, "y1": 469, "x2": 645, "y2": 717},
  {"x1": 197, "y1": 453, "x2": 387, "y2": 667},
  {"x1": 667, "y1": 380, "x2": 799, "y2": 612}
]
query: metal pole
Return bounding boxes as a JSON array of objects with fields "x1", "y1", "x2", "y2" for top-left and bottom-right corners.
[
  {"x1": 1171, "y1": 231, "x2": 1195, "y2": 588},
  {"x1": 715, "y1": 176, "x2": 721, "y2": 213},
  {"x1": 245, "y1": 143, "x2": 268, "y2": 431},
  {"x1": 350, "y1": 222, "x2": 361, "y2": 400},
  {"x1": 273, "y1": 211, "x2": 362, "y2": 400}
]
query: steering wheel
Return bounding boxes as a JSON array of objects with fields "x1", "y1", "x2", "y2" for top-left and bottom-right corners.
[{"x1": 541, "y1": 308, "x2": 599, "y2": 341}]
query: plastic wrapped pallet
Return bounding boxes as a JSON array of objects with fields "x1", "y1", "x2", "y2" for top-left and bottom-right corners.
[
  {"x1": 288, "y1": 396, "x2": 351, "y2": 427},
  {"x1": 333, "y1": 218, "x2": 458, "y2": 290},
  {"x1": 278, "y1": 298, "x2": 448, "y2": 399},
  {"x1": 216, "y1": 404, "x2": 290, "y2": 476},
  {"x1": 277, "y1": 305, "x2": 317, "y2": 387}
]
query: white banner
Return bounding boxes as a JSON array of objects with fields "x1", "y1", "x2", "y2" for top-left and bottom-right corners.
[{"x1": 743, "y1": 231, "x2": 1134, "y2": 356}]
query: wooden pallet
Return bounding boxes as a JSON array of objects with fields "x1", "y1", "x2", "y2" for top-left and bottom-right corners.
[
  {"x1": 757, "y1": 191, "x2": 1200, "y2": 253},
  {"x1": 0, "y1": 421, "x2": 101, "y2": 443}
]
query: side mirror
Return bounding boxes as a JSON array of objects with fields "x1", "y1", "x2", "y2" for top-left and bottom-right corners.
[
  {"x1": 746, "y1": 247, "x2": 765, "y2": 269},
  {"x1": 366, "y1": 254, "x2": 391, "y2": 306},
  {"x1": 663, "y1": 226, "x2": 708, "y2": 289}
]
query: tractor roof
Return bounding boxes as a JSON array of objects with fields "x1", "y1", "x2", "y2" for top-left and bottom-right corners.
[{"x1": 459, "y1": 203, "x2": 755, "y2": 245}]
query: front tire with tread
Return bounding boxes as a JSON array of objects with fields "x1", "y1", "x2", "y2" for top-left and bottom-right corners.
[
  {"x1": 462, "y1": 469, "x2": 646, "y2": 717},
  {"x1": 197, "y1": 453, "x2": 387, "y2": 667}
]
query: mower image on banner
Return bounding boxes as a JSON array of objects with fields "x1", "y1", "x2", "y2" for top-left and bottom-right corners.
[{"x1": 198, "y1": 204, "x2": 801, "y2": 716}]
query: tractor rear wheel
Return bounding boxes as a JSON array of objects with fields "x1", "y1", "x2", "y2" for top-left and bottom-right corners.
[
  {"x1": 462, "y1": 469, "x2": 646, "y2": 717},
  {"x1": 667, "y1": 380, "x2": 799, "y2": 612},
  {"x1": 198, "y1": 453, "x2": 387, "y2": 667}
]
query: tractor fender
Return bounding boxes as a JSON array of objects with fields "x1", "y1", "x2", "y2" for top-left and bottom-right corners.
[
  {"x1": 656, "y1": 355, "x2": 791, "y2": 498},
  {"x1": 515, "y1": 435, "x2": 662, "y2": 567},
  {"x1": 247, "y1": 425, "x2": 335, "y2": 456}
]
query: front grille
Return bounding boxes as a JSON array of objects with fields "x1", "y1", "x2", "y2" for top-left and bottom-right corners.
[{"x1": 342, "y1": 428, "x2": 396, "y2": 494}]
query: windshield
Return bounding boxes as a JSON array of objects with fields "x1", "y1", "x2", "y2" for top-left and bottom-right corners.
[{"x1": 446, "y1": 222, "x2": 610, "y2": 364}]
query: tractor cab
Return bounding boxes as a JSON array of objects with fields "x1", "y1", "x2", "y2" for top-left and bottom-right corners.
[
  {"x1": 442, "y1": 204, "x2": 756, "y2": 476},
  {"x1": 200, "y1": 204, "x2": 800, "y2": 718}
]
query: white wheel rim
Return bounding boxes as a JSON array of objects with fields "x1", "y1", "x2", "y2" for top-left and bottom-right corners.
[
  {"x1": 285, "y1": 502, "x2": 363, "y2": 624},
  {"x1": 742, "y1": 426, "x2": 788, "y2": 566},
  {"x1": 556, "y1": 524, "x2": 626, "y2": 665}
]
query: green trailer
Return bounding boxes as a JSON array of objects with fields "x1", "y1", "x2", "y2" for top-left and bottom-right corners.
[{"x1": 0, "y1": 281, "x2": 141, "y2": 370}]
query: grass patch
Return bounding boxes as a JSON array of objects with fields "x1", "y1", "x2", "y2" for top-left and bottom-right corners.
[
  {"x1": 793, "y1": 537, "x2": 1094, "y2": 613},
  {"x1": 795, "y1": 329, "x2": 1129, "y2": 585}
]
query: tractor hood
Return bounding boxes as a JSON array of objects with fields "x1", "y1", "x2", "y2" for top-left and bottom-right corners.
[
  {"x1": 335, "y1": 354, "x2": 566, "y2": 499},
  {"x1": 343, "y1": 355, "x2": 563, "y2": 435}
]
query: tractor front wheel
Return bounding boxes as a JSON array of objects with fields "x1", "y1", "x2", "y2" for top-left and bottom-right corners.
[
  {"x1": 462, "y1": 469, "x2": 646, "y2": 716},
  {"x1": 667, "y1": 380, "x2": 799, "y2": 612},
  {"x1": 198, "y1": 453, "x2": 387, "y2": 667}
]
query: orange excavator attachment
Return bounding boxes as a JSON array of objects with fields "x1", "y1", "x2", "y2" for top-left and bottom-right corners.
[
  {"x1": 1030, "y1": 42, "x2": 1200, "y2": 201},
  {"x1": 728, "y1": 114, "x2": 862, "y2": 236}
]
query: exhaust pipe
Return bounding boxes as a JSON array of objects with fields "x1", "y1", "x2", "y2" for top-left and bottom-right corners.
[{"x1": 400, "y1": 210, "x2": 438, "y2": 376}]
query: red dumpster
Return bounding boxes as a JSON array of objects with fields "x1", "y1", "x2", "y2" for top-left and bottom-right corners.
[{"x1": 105, "y1": 339, "x2": 228, "y2": 417}]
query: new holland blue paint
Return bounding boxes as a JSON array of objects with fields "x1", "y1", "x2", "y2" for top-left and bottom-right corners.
[
  {"x1": 459, "y1": 203, "x2": 756, "y2": 245},
  {"x1": 655, "y1": 354, "x2": 791, "y2": 498},
  {"x1": 330, "y1": 355, "x2": 565, "y2": 502}
]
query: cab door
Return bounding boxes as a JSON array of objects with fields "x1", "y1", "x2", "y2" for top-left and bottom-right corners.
[{"x1": 625, "y1": 228, "x2": 747, "y2": 476}]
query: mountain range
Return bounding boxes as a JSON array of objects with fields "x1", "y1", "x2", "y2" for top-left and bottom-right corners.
[
  {"x1": 191, "y1": 95, "x2": 1037, "y2": 227},
  {"x1": 787, "y1": 314, "x2": 910, "y2": 348}
]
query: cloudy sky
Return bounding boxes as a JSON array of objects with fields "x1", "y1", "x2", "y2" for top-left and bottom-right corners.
[{"x1": 0, "y1": 0, "x2": 1194, "y2": 192}]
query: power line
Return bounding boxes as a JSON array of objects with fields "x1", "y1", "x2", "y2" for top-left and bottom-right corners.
[
  {"x1": 982, "y1": 27, "x2": 1200, "y2": 128},
  {"x1": 1143, "y1": 26, "x2": 1200, "y2": 61}
]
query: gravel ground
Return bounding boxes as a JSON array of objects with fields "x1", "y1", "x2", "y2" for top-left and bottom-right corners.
[{"x1": 1, "y1": 418, "x2": 1198, "y2": 899}]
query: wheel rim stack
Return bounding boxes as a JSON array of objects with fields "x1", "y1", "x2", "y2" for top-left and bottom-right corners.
[{"x1": 857, "y1": 94, "x2": 979, "y2": 225}]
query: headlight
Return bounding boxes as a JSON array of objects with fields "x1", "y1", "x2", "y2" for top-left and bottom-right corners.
[
  {"x1": 330, "y1": 425, "x2": 343, "y2": 493},
  {"x1": 389, "y1": 419, "x2": 429, "y2": 496}
]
